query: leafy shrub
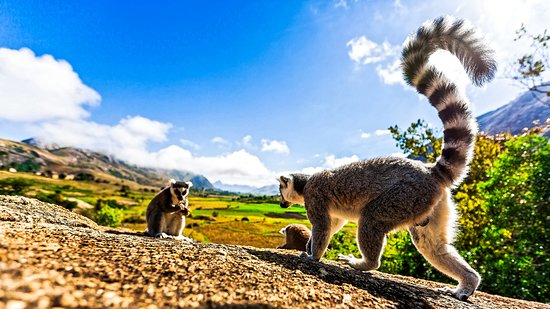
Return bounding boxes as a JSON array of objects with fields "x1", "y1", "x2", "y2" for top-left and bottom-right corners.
[
  {"x1": 75, "y1": 173, "x2": 95, "y2": 181},
  {"x1": 324, "y1": 230, "x2": 359, "y2": 260},
  {"x1": 0, "y1": 178, "x2": 33, "y2": 195},
  {"x1": 96, "y1": 205, "x2": 123, "y2": 227},
  {"x1": 473, "y1": 134, "x2": 549, "y2": 301},
  {"x1": 35, "y1": 191, "x2": 78, "y2": 210},
  {"x1": 14, "y1": 159, "x2": 41, "y2": 172}
]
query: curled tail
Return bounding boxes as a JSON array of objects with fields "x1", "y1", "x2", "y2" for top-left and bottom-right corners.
[{"x1": 402, "y1": 16, "x2": 497, "y2": 186}]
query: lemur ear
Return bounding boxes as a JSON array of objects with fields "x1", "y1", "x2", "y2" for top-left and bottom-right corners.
[
  {"x1": 278, "y1": 176, "x2": 290, "y2": 187},
  {"x1": 169, "y1": 179, "x2": 177, "y2": 186},
  {"x1": 186, "y1": 181, "x2": 193, "y2": 188}
]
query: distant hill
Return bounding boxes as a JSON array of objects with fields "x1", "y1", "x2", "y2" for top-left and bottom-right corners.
[
  {"x1": 213, "y1": 181, "x2": 278, "y2": 196},
  {"x1": 477, "y1": 87, "x2": 550, "y2": 135},
  {"x1": 0, "y1": 138, "x2": 214, "y2": 190}
]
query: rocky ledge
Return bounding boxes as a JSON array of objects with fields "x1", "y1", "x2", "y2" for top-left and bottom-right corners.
[{"x1": 1, "y1": 195, "x2": 548, "y2": 308}]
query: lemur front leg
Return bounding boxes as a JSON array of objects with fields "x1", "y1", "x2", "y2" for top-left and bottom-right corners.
[
  {"x1": 301, "y1": 201, "x2": 331, "y2": 260},
  {"x1": 302, "y1": 206, "x2": 347, "y2": 261}
]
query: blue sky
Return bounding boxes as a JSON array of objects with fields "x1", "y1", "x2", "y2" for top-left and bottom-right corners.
[{"x1": 1, "y1": 0, "x2": 549, "y2": 186}]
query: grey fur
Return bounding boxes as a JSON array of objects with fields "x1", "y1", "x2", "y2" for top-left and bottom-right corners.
[
  {"x1": 146, "y1": 179, "x2": 193, "y2": 239},
  {"x1": 278, "y1": 16, "x2": 495, "y2": 301},
  {"x1": 277, "y1": 224, "x2": 312, "y2": 252}
]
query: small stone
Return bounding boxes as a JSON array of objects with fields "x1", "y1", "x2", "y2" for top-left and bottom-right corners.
[
  {"x1": 59, "y1": 293, "x2": 78, "y2": 308},
  {"x1": 6, "y1": 300, "x2": 26, "y2": 309},
  {"x1": 342, "y1": 294, "x2": 352, "y2": 304}
]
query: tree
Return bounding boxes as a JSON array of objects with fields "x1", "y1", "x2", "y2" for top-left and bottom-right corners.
[
  {"x1": 512, "y1": 24, "x2": 549, "y2": 105},
  {"x1": 473, "y1": 134, "x2": 549, "y2": 301},
  {"x1": 388, "y1": 119, "x2": 442, "y2": 162}
]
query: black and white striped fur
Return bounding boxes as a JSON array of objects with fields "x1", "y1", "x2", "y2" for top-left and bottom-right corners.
[
  {"x1": 146, "y1": 179, "x2": 193, "y2": 239},
  {"x1": 278, "y1": 16, "x2": 496, "y2": 301},
  {"x1": 402, "y1": 16, "x2": 496, "y2": 187}
]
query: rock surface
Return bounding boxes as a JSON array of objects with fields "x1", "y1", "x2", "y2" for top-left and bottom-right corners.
[{"x1": 1, "y1": 195, "x2": 548, "y2": 308}]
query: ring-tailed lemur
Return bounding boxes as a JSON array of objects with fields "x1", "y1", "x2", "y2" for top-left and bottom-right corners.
[
  {"x1": 278, "y1": 16, "x2": 496, "y2": 301},
  {"x1": 146, "y1": 179, "x2": 193, "y2": 239},
  {"x1": 277, "y1": 224, "x2": 312, "y2": 252}
]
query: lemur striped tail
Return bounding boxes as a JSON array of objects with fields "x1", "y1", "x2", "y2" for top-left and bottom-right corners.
[{"x1": 402, "y1": 16, "x2": 496, "y2": 186}]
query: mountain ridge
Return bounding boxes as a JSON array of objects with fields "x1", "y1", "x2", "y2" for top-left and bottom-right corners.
[
  {"x1": 477, "y1": 87, "x2": 550, "y2": 135},
  {"x1": 0, "y1": 138, "x2": 214, "y2": 190}
]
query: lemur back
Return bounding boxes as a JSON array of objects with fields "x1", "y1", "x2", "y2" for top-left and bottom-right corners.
[{"x1": 278, "y1": 16, "x2": 496, "y2": 301}]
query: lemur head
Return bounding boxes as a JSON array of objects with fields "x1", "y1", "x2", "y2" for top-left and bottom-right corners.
[
  {"x1": 169, "y1": 179, "x2": 193, "y2": 204},
  {"x1": 277, "y1": 174, "x2": 309, "y2": 208}
]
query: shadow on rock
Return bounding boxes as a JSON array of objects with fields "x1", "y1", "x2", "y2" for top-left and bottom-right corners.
[{"x1": 244, "y1": 248, "x2": 454, "y2": 308}]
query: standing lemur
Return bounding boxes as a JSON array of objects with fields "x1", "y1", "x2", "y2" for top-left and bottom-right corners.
[
  {"x1": 278, "y1": 16, "x2": 496, "y2": 301},
  {"x1": 146, "y1": 179, "x2": 193, "y2": 239}
]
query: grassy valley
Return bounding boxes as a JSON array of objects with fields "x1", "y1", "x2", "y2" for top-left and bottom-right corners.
[{"x1": 0, "y1": 170, "x2": 321, "y2": 249}]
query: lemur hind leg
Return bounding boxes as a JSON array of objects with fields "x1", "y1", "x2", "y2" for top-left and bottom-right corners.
[
  {"x1": 340, "y1": 184, "x2": 437, "y2": 271},
  {"x1": 408, "y1": 193, "x2": 480, "y2": 301}
]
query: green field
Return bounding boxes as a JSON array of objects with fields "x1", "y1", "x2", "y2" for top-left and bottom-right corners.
[
  {"x1": 0, "y1": 171, "x2": 359, "y2": 249},
  {"x1": 0, "y1": 171, "x2": 340, "y2": 249}
]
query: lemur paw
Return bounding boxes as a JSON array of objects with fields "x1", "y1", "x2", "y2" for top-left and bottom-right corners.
[
  {"x1": 438, "y1": 286, "x2": 473, "y2": 301},
  {"x1": 155, "y1": 233, "x2": 171, "y2": 239},
  {"x1": 299, "y1": 252, "x2": 319, "y2": 261},
  {"x1": 337, "y1": 253, "x2": 355, "y2": 262},
  {"x1": 338, "y1": 254, "x2": 377, "y2": 271}
]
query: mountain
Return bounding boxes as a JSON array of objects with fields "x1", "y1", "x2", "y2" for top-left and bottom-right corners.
[
  {"x1": 212, "y1": 181, "x2": 278, "y2": 195},
  {"x1": 477, "y1": 88, "x2": 550, "y2": 135},
  {"x1": 156, "y1": 169, "x2": 214, "y2": 189},
  {"x1": 252, "y1": 184, "x2": 279, "y2": 195},
  {"x1": 212, "y1": 181, "x2": 258, "y2": 194},
  {"x1": 0, "y1": 138, "x2": 213, "y2": 189}
]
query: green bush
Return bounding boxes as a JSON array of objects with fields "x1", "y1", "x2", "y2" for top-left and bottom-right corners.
[
  {"x1": 324, "y1": 230, "x2": 359, "y2": 260},
  {"x1": 0, "y1": 178, "x2": 33, "y2": 195},
  {"x1": 473, "y1": 134, "x2": 549, "y2": 301},
  {"x1": 96, "y1": 205, "x2": 124, "y2": 227}
]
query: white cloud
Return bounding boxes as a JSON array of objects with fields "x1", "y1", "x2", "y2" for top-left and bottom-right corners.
[
  {"x1": 376, "y1": 59, "x2": 406, "y2": 86},
  {"x1": 34, "y1": 116, "x2": 171, "y2": 161},
  {"x1": 334, "y1": 0, "x2": 349, "y2": 9},
  {"x1": 360, "y1": 132, "x2": 371, "y2": 139},
  {"x1": 242, "y1": 135, "x2": 253, "y2": 147},
  {"x1": 375, "y1": 129, "x2": 391, "y2": 136},
  {"x1": 211, "y1": 136, "x2": 230, "y2": 146},
  {"x1": 360, "y1": 129, "x2": 390, "y2": 139},
  {"x1": 0, "y1": 48, "x2": 100, "y2": 122},
  {"x1": 147, "y1": 147, "x2": 275, "y2": 187},
  {"x1": 347, "y1": 37, "x2": 400, "y2": 65},
  {"x1": 323, "y1": 154, "x2": 360, "y2": 169},
  {"x1": 261, "y1": 139, "x2": 290, "y2": 155},
  {"x1": 300, "y1": 154, "x2": 360, "y2": 174},
  {"x1": 180, "y1": 139, "x2": 200, "y2": 150}
]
